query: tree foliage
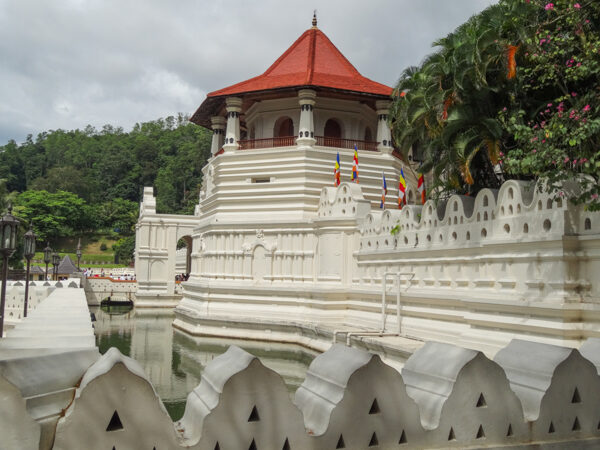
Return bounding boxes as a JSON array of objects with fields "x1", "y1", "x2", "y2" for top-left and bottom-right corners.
[
  {"x1": 0, "y1": 114, "x2": 212, "y2": 214},
  {"x1": 390, "y1": 0, "x2": 600, "y2": 210},
  {"x1": 13, "y1": 190, "x2": 94, "y2": 243},
  {"x1": 112, "y1": 235, "x2": 136, "y2": 265}
]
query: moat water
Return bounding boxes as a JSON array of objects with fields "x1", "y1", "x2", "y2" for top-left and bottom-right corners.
[{"x1": 90, "y1": 305, "x2": 317, "y2": 421}]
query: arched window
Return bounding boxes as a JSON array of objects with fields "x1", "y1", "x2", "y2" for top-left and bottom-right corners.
[
  {"x1": 324, "y1": 118, "x2": 342, "y2": 147},
  {"x1": 408, "y1": 190, "x2": 415, "y2": 205},
  {"x1": 274, "y1": 117, "x2": 294, "y2": 137},
  {"x1": 324, "y1": 119, "x2": 342, "y2": 138},
  {"x1": 364, "y1": 126, "x2": 373, "y2": 142}
]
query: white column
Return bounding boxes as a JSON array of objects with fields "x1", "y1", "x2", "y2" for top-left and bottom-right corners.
[
  {"x1": 223, "y1": 97, "x2": 242, "y2": 152},
  {"x1": 296, "y1": 89, "x2": 316, "y2": 149},
  {"x1": 376, "y1": 100, "x2": 393, "y2": 154},
  {"x1": 210, "y1": 116, "x2": 226, "y2": 156}
]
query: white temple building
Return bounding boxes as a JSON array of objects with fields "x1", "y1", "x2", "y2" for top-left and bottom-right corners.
[{"x1": 135, "y1": 17, "x2": 600, "y2": 356}]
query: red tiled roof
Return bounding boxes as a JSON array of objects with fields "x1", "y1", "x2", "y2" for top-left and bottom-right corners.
[{"x1": 207, "y1": 27, "x2": 392, "y2": 98}]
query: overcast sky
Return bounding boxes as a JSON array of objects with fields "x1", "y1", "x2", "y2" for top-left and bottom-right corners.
[{"x1": 0, "y1": 0, "x2": 497, "y2": 145}]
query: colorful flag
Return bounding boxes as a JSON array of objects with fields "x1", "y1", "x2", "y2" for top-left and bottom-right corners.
[
  {"x1": 417, "y1": 172, "x2": 426, "y2": 204},
  {"x1": 334, "y1": 152, "x2": 341, "y2": 187},
  {"x1": 380, "y1": 172, "x2": 387, "y2": 209},
  {"x1": 352, "y1": 145, "x2": 359, "y2": 183},
  {"x1": 398, "y1": 168, "x2": 407, "y2": 209}
]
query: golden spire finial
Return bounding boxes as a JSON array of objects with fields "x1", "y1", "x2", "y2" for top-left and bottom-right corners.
[{"x1": 312, "y1": 10, "x2": 317, "y2": 28}]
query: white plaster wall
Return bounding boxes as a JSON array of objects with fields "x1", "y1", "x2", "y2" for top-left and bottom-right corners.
[{"x1": 174, "y1": 179, "x2": 600, "y2": 354}]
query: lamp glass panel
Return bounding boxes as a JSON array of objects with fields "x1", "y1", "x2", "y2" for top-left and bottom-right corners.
[
  {"x1": 24, "y1": 235, "x2": 35, "y2": 256},
  {"x1": 3, "y1": 224, "x2": 11, "y2": 249}
]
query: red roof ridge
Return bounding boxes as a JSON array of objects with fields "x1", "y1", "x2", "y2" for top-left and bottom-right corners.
[{"x1": 306, "y1": 28, "x2": 316, "y2": 84}]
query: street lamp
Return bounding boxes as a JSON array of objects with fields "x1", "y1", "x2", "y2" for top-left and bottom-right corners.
[
  {"x1": 43, "y1": 242, "x2": 52, "y2": 281},
  {"x1": 52, "y1": 252, "x2": 60, "y2": 281},
  {"x1": 0, "y1": 205, "x2": 20, "y2": 337},
  {"x1": 76, "y1": 238, "x2": 82, "y2": 271},
  {"x1": 23, "y1": 224, "x2": 36, "y2": 318}
]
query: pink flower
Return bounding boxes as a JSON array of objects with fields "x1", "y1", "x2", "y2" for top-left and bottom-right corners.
[
  {"x1": 532, "y1": 149, "x2": 537, "y2": 153},
  {"x1": 574, "y1": 3, "x2": 581, "y2": 9},
  {"x1": 571, "y1": 92, "x2": 577, "y2": 97},
  {"x1": 583, "y1": 104, "x2": 591, "y2": 112},
  {"x1": 592, "y1": 193, "x2": 599, "y2": 200},
  {"x1": 564, "y1": 157, "x2": 570, "y2": 163},
  {"x1": 545, "y1": 3, "x2": 554, "y2": 10},
  {"x1": 573, "y1": 159, "x2": 578, "y2": 165},
  {"x1": 547, "y1": 103, "x2": 552, "y2": 107}
]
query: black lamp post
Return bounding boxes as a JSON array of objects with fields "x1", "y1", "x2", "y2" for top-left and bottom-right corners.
[
  {"x1": 23, "y1": 224, "x2": 36, "y2": 318},
  {"x1": 0, "y1": 205, "x2": 20, "y2": 337},
  {"x1": 52, "y1": 252, "x2": 60, "y2": 281},
  {"x1": 76, "y1": 238, "x2": 82, "y2": 271},
  {"x1": 43, "y1": 242, "x2": 52, "y2": 281}
]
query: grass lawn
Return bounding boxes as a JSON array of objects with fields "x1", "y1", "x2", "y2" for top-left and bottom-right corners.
[{"x1": 32, "y1": 233, "x2": 127, "y2": 268}]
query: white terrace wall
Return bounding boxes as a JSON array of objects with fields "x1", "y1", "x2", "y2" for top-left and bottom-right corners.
[
  {"x1": 49, "y1": 339, "x2": 600, "y2": 449},
  {"x1": 174, "y1": 179, "x2": 599, "y2": 355},
  {"x1": 356, "y1": 179, "x2": 600, "y2": 351},
  {"x1": 135, "y1": 187, "x2": 196, "y2": 307}
]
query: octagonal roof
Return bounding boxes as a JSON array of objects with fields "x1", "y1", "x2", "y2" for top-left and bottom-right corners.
[{"x1": 191, "y1": 21, "x2": 392, "y2": 127}]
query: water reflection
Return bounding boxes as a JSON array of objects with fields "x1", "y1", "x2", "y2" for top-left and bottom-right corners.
[{"x1": 91, "y1": 306, "x2": 317, "y2": 421}]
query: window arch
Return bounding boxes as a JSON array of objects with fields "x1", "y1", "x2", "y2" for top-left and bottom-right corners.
[
  {"x1": 274, "y1": 116, "x2": 294, "y2": 137},
  {"x1": 324, "y1": 118, "x2": 342, "y2": 147}
]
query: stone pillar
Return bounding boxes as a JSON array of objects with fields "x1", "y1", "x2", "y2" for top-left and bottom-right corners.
[
  {"x1": 223, "y1": 97, "x2": 242, "y2": 152},
  {"x1": 376, "y1": 100, "x2": 393, "y2": 154},
  {"x1": 210, "y1": 116, "x2": 226, "y2": 156},
  {"x1": 296, "y1": 89, "x2": 316, "y2": 149}
]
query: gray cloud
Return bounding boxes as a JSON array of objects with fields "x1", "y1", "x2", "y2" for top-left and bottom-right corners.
[{"x1": 0, "y1": 0, "x2": 496, "y2": 144}]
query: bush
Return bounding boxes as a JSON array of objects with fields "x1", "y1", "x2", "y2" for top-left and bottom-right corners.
[{"x1": 100, "y1": 243, "x2": 107, "y2": 251}]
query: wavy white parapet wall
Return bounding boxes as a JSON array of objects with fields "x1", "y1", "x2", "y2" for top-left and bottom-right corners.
[
  {"x1": 356, "y1": 179, "x2": 598, "y2": 248},
  {"x1": 46, "y1": 338, "x2": 600, "y2": 450}
]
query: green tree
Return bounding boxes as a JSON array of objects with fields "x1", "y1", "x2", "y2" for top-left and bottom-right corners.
[
  {"x1": 112, "y1": 235, "x2": 135, "y2": 265},
  {"x1": 95, "y1": 198, "x2": 139, "y2": 235},
  {"x1": 13, "y1": 190, "x2": 94, "y2": 243},
  {"x1": 390, "y1": 0, "x2": 600, "y2": 209},
  {"x1": 500, "y1": 0, "x2": 600, "y2": 209}
]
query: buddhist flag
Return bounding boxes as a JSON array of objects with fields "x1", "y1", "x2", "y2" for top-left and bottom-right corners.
[
  {"x1": 417, "y1": 172, "x2": 426, "y2": 204},
  {"x1": 398, "y1": 168, "x2": 407, "y2": 209},
  {"x1": 352, "y1": 145, "x2": 359, "y2": 183},
  {"x1": 380, "y1": 172, "x2": 387, "y2": 209},
  {"x1": 334, "y1": 152, "x2": 341, "y2": 187}
]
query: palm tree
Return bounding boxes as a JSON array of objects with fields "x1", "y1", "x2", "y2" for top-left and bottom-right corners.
[{"x1": 390, "y1": 1, "x2": 524, "y2": 198}]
